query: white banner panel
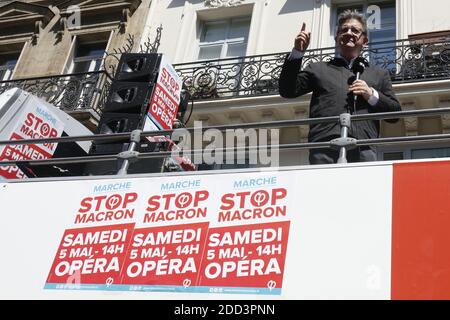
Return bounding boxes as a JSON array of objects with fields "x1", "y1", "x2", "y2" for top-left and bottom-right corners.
[
  {"x1": 145, "y1": 55, "x2": 182, "y2": 130},
  {"x1": 0, "y1": 101, "x2": 65, "y2": 179},
  {"x1": 0, "y1": 164, "x2": 392, "y2": 299}
]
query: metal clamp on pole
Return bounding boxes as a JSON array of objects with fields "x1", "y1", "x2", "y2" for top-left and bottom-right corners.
[
  {"x1": 117, "y1": 129, "x2": 142, "y2": 175},
  {"x1": 330, "y1": 113, "x2": 357, "y2": 164}
]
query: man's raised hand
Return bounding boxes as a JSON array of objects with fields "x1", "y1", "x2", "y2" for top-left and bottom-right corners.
[{"x1": 294, "y1": 23, "x2": 311, "y2": 52}]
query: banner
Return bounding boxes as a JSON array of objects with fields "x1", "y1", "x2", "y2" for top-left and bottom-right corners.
[
  {"x1": 0, "y1": 103, "x2": 65, "y2": 179},
  {"x1": 43, "y1": 173, "x2": 295, "y2": 295},
  {"x1": 2, "y1": 162, "x2": 428, "y2": 299},
  {"x1": 145, "y1": 55, "x2": 182, "y2": 130}
]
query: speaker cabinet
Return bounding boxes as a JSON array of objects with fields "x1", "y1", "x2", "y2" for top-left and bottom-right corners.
[
  {"x1": 115, "y1": 53, "x2": 162, "y2": 82},
  {"x1": 103, "y1": 82, "x2": 153, "y2": 113},
  {"x1": 86, "y1": 140, "x2": 165, "y2": 176},
  {"x1": 91, "y1": 110, "x2": 150, "y2": 155},
  {"x1": 90, "y1": 112, "x2": 144, "y2": 157},
  {"x1": 97, "y1": 112, "x2": 144, "y2": 135},
  {"x1": 84, "y1": 156, "x2": 165, "y2": 176},
  {"x1": 86, "y1": 53, "x2": 183, "y2": 175}
]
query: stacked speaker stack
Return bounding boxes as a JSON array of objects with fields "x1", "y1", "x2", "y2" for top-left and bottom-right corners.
[{"x1": 87, "y1": 53, "x2": 168, "y2": 175}]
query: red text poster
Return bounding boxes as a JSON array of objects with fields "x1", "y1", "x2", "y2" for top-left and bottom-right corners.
[
  {"x1": 217, "y1": 188, "x2": 288, "y2": 223},
  {"x1": 74, "y1": 192, "x2": 139, "y2": 225},
  {"x1": 146, "y1": 55, "x2": 182, "y2": 130},
  {"x1": 46, "y1": 223, "x2": 135, "y2": 289},
  {"x1": 0, "y1": 104, "x2": 64, "y2": 180},
  {"x1": 198, "y1": 221, "x2": 290, "y2": 294},
  {"x1": 143, "y1": 190, "x2": 209, "y2": 224},
  {"x1": 44, "y1": 176, "x2": 293, "y2": 295},
  {"x1": 121, "y1": 222, "x2": 209, "y2": 288}
]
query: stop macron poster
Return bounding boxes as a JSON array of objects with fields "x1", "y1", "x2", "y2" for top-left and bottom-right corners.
[
  {"x1": 0, "y1": 103, "x2": 64, "y2": 180},
  {"x1": 44, "y1": 175, "x2": 292, "y2": 295},
  {"x1": 146, "y1": 55, "x2": 182, "y2": 130}
]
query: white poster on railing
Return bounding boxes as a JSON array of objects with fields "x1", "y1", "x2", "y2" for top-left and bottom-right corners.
[
  {"x1": 145, "y1": 55, "x2": 182, "y2": 130},
  {"x1": 0, "y1": 165, "x2": 393, "y2": 299},
  {"x1": 0, "y1": 102, "x2": 65, "y2": 180}
]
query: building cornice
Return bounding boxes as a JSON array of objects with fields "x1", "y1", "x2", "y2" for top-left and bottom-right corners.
[
  {"x1": 58, "y1": 0, "x2": 141, "y2": 16},
  {"x1": 0, "y1": 1, "x2": 55, "y2": 27},
  {"x1": 204, "y1": 0, "x2": 244, "y2": 8}
]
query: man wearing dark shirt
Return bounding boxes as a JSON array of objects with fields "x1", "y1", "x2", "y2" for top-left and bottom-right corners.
[{"x1": 279, "y1": 10, "x2": 401, "y2": 164}]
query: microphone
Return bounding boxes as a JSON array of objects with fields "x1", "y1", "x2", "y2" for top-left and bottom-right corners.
[
  {"x1": 352, "y1": 56, "x2": 368, "y2": 77},
  {"x1": 351, "y1": 56, "x2": 368, "y2": 113}
]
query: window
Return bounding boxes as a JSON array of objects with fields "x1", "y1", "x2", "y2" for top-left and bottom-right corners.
[
  {"x1": 60, "y1": 36, "x2": 109, "y2": 110},
  {"x1": 383, "y1": 151, "x2": 404, "y2": 161},
  {"x1": 335, "y1": 1, "x2": 396, "y2": 73},
  {"x1": 63, "y1": 35, "x2": 109, "y2": 75},
  {"x1": 380, "y1": 146, "x2": 450, "y2": 161},
  {"x1": 336, "y1": 1, "x2": 396, "y2": 43},
  {"x1": 198, "y1": 17, "x2": 250, "y2": 60},
  {"x1": 0, "y1": 52, "x2": 20, "y2": 81},
  {"x1": 196, "y1": 17, "x2": 251, "y2": 97},
  {"x1": 70, "y1": 41, "x2": 107, "y2": 73},
  {"x1": 411, "y1": 147, "x2": 450, "y2": 159}
]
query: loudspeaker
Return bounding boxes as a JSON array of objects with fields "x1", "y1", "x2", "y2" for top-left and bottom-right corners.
[
  {"x1": 86, "y1": 138, "x2": 165, "y2": 176},
  {"x1": 89, "y1": 138, "x2": 164, "y2": 156},
  {"x1": 115, "y1": 53, "x2": 162, "y2": 82},
  {"x1": 85, "y1": 53, "x2": 189, "y2": 175},
  {"x1": 103, "y1": 81, "x2": 154, "y2": 113},
  {"x1": 89, "y1": 141, "x2": 129, "y2": 156},
  {"x1": 90, "y1": 112, "x2": 144, "y2": 158},
  {"x1": 84, "y1": 154, "x2": 165, "y2": 176},
  {"x1": 97, "y1": 112, "x2": 144, "y2": 135}
]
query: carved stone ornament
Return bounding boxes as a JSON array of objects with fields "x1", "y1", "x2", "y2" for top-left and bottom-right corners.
[
  {"x1": 205, "y1": 0, "x2": 244, "y2": 8},
  {"x1": 31, "y1": 20, "x2": 43, "y2": 45}
]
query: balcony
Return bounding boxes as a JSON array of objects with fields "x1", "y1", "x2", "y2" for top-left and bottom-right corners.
[
  {"x1": 0, "y1": 36, "x2": 448, "y2": 119},
  {"x1": 0, "y1": 71, "x2": 109, "y2": 117},
  {"x1": 174, "y1": 37, "x2": 450, "y2": 100}
]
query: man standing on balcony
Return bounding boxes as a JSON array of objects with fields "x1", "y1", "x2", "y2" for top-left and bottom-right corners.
[{"x1": 279, "y1": 10, "x2": 401, "y2": 164}]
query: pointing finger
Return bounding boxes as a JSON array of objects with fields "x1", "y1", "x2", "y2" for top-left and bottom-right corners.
[{"x1": 301, "y1": 22, "x2": 306, "y2": 32}]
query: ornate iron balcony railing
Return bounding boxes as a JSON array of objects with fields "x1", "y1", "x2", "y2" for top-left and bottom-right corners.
[
  {"x1": 0, "y1": 71, "x2": 110, "y2": 114},
  {"x1": 174, "y1": 37, "x2": 450, "y2": 100},
  {"x1": 0, "y1": 37, "x2": 448, "y2": 114},
  {"x1": 0, "y1": 31, "x2": 161, "y2": 115}
]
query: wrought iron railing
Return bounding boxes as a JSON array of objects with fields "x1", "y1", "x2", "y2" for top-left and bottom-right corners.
[
  {"x1": 0, "y1": 29, "x2": 163, "y2": 115},
  {"x1": 174, "y1": 37, "x2": 450, "y2": 100},
  {"x1": 0, "y1": 36, "x2": 448, "y2": 114},
  {"x1": 0, "y1": 71, "x2": 109, "y2": 114}
]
